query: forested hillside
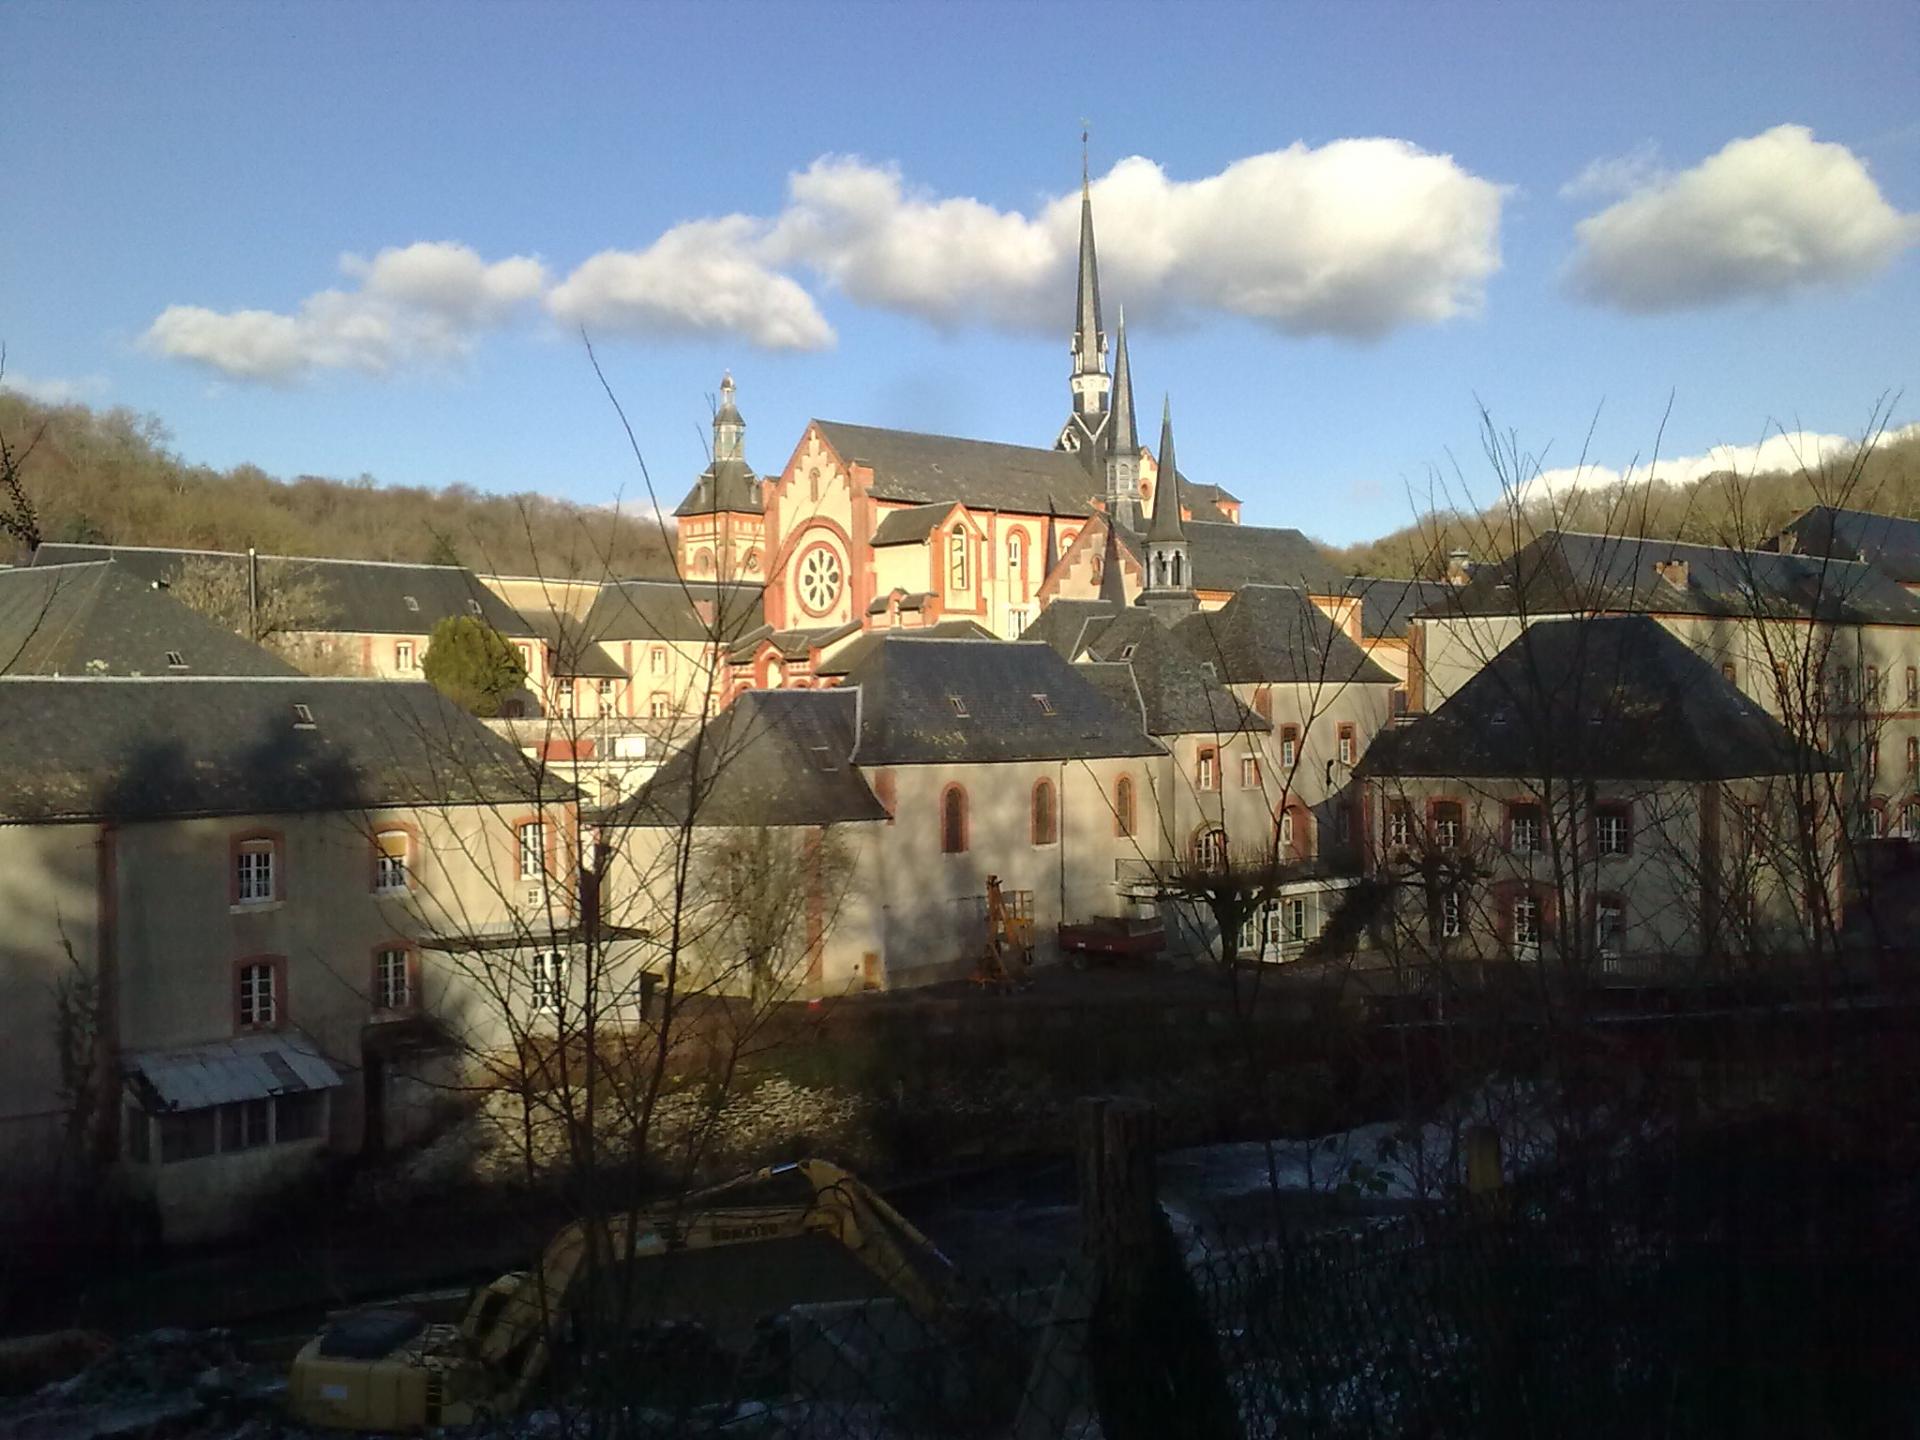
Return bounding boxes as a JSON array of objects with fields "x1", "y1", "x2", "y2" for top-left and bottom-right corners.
[
  {"x1": 0, "y1": 391, "x2": 678, "y2": 578},
  {"x1": 1333, "y1": 426, "x2": 1920, "y2": 578}
]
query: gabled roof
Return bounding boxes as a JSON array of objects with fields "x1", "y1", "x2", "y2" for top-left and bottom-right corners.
[
  {"x1": 1765, "y1": 506, "x2": 1920, "y2": 585},
  {"x1": 610, "y1": 687, "x2": 886, "y2": 828},
  {"x1": 1434, "y1": 530, "x2": 1920, "y2": 626},
  {"x1": 1348, "y1": 576, "x2": 1452, "y2": 641},
  {"x1": 0, "y1": 562, "x2": 297, "y2": 677},
  {"x1": 1360, "y1": 615, "x2": 1831, "y2": 782},
  {"x1": 583, "y1": 578, "x2": 765, "y2": 644},
  {"x1": 31, "y1": 544, "x2": 537, "y2": 637},
  {"x1": 842, "y1": 636, "x2": 1162, "y2": 766},
  {"x1": 869, "y1": 502, "x2": 960, "y2": 547},
  {"x1": 0, "y1": 677, "x2": 542, "y2": 823},
  {"x1": 522, "y1": 612, "x2": 628, "y2": 679},
  {"x1": 1176, "y1": 585, "x2": 1399, "y2": 688},
  {"x1": 812, "y1": 620, "x2": 997, "y2": 678},
  {"x1": 1019, "y1": 599, "x2": 1125, "y2": 659},
  {"x1": 1181, "y1": 479, "x2": 1242, "y2": 516},
  {"x1": 726, "y1": 622, "x2": 861, "y2": 665},
  {"x1": 1077, "y1": 610, "x2": 1268, "y2": 737},
  {"x1": 811, "y1": 421, "x2": 1098, "y2": 516}
]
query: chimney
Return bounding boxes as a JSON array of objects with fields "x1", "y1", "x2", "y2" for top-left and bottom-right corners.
[
  {"x1": 1446, "y1": 548, "x2": 1474, "y2": 586},
  {"x1": 1654, "y1": 558, "x2": 1690, "y2": 590}
]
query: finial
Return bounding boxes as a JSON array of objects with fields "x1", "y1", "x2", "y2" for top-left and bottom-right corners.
[{"x1": 1081, "y1": 120, "x2": 1090, "y2": 186}]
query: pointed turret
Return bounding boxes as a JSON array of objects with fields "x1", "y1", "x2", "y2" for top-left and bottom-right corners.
[
  {"x1": 674, "y1": 372, "x2": 764, "y2": 581},
  {"x1": 1104, "y1": 307, "x2": 1142, "y2": 529},
  {"x1": 1097, "y1": 515, "x2": 1128, "y2": 607},
  {"x1": 1139, "y1": 397, "x2": 1196, "y2": 620},
  {"x1": 712, "y1": 371, "x2": 745, "y2": 462},
  {"x1": 1055, "y1": 157, "x2": 1112, "y2": 468}
]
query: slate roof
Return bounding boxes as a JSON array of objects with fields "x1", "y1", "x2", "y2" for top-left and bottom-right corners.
[
  {"x1": 1434, "y1": 531, "x2": 1920, "y2": 626},
  {"x1": 673, "y1": 457, "x2": 763, "y2": 518},
  {"x1": 1176, "y1": 585, "x2": 1400, "y2": 688},
  {"x1": 1020, "y1": 599, "x2": 1125, "y2": 659},
  {"x1": 1348, "y1": 576, "x2": 1452, "y2": 641},
  {"x1": 1182, "y1": 522, "x2": 1347, "y2": 596},
  {"x1": 842, "y1": 636, "x2": 1163, "y2": 766},
  {"x1": 1182, "y1": 479, "x2": 1242, "y2": 516},
  {"x1": 31, "y1": 544, "x2": 537, "y2": 637},
  {"x1": 1360, "y1": 615, "x2": 1831, "y2": 782},
  {"x1": 812, "y1": 620, "x2": 998, "y2": 678},
  {"x1": 869, "y1": 503, "x2": 958, "y2": 547},
  {"x1": 812, "y1": 421, "x2": 1099, "y2": 516},
  {"x1": 610, "y1": 687, "x2": 886, "y2": 828},
  {"x1": 725, "y1": 622, "x2": 861, "y2": 665},
  {"x1": 522, "y1": 613, "x2": 628, "y2": 679},
  {"x1": 1076, "y1": 610, "x2": 1268, "y2": 737},
  {"x1": 0, "y1": 562, "x2": 297, "y2": 677},
  {"x1": 1765, "y1": 506, "x2": 1920, "y2": 586},
  {"x1": 0, "y1": 677, "x2": 543, "y2": 823},
  {"x1": 583, "y1": 578, "x2": 766, "y2": 644}
]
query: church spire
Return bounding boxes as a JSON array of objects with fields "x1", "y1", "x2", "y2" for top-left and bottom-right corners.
[
  {"x1": 1140, "y1": 396, "x2": 1196, "y2": 619},
  {"x1": 1056, "y1": 145, "x2": 1112, "y2": 469},
  {"x1": 1104, "y1": 306, "x2": 1142, "y2": 529}
]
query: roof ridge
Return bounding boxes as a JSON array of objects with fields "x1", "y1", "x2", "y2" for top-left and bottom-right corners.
[{"x1": 41, "y1": 542, "x2": 472, "y2": 573}]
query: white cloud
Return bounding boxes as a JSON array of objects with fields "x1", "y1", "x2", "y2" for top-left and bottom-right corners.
[
  {"x1": 1567, "y1": 125, "x2": 1919, "y2": 312},
  {"x1": 143, "y1": 242, "x2": 548, "y2": 384},
  {"x1": 0, "y1": 370, "x2": 108, "y2": 405},
  {"x1": 1522, "y1": 421, "x2": 1920, "y2": 499},
  {"x1": 756, "y1": 144, "x2": 1505, "y2": 339},
  {"x1": 546, "y1": 218, "x2": 834, "y2": 351}
]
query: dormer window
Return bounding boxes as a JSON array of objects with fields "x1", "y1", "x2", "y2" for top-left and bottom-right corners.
[
  {"x1": 166, "y1": 651, "x2": 186, "y2": 670},
  {"x1": 1032, "y1": 694, "x2": 1055, "y2": 716},
  {"x1": 403, "y1": 595, "x2": 420, "y2": 612},
  {"x1": 292, "y1": 703, "x2": 316, "y2": 729},
  {"x1": 1118, "y1": 644, "x2": 1137, "y2": 661},
  {"x1": 466, "y1": 599, "x2": 483, "y2": 616},
  {"x1": 949, "y1": 696, "x2": 969, "y2": 717},
  {"x1": 811, "y1": 745, "x2": 837, "y2": 772}
]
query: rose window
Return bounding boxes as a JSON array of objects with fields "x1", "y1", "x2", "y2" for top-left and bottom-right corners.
[{"x1": 798, "y1": 545, "x2": 843, "y2": 613}]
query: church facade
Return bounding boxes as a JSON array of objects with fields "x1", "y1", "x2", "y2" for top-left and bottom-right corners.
[{"x1": 674, "y1": 169, "x2": 1351, "y2": 687}]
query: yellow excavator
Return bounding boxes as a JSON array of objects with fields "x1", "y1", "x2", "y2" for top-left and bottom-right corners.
[{"x1": 286, "y1": 1159, "x2": 954, "y2": 1431}]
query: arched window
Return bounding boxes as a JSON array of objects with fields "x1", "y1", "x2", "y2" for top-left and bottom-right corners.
[
  {"x1": 1031, "y1": 779, "x2": 1057, "y2": 846},
  {"x1": 692, "y1": 548, "x2": 714, "y2": 576},
  {"x1": 1193, "y1": 826, "x2": 1229, "y2": 872},
  {"x1": 1114, "y1": 775, "x2": 1136, "y2": 838},
  {"x1": 1007, "y1": 531, "x2": 1024, "y2": 577},
  {"x1": 949, "y1": 529, "x2": 969, "y2": 590},
  {"x1": 940, "y1": 785, "x2": 968, "y2": 854},
  {"x1": 1171, "y1": 552, "x2": 1183, "y2": 588}
]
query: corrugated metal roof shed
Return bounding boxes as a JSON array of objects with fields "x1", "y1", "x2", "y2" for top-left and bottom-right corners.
[{"x1": 123, "y1": 1032, "x2": 342, "y2": 1112}]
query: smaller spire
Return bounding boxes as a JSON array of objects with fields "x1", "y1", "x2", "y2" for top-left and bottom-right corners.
[
  {"x1": 1043, "y1": 500, "x2": 1059, "y2": 575},
  {"x1": 1110, "y1": 306, "x2": 1138, "y2": 458},
  {"x1": 1098, "y1": 515, "x2": 1127, "y2": 606},
  {"x1": 1146, "y1": 396, "x2": 1186, "y2": 543},
  {"x1": 711, "y1": 371, "x2": 745, "y2": 463}
]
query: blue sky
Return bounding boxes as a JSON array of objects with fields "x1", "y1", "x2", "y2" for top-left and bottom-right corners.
[{"x1": 7, "y1": 1, "x2": 1917, "y2": 545}]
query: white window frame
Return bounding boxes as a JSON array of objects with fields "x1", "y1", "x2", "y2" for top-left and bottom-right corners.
[
  {"x1": 519, "y1": 822, "x2": 546, "y2": 882},
  {"x1": 1196, "y1": 748, "x2": 1218, "y2": 792},
  {"x1": 531, "y1": 951, "x2": 567, "y2": 1015},
  {"x1": 1387, "y1": 805, "x2": 1411, "y2": 849},
  {"x1": 649, "y1": 693, "x2": 671, "y2": 719},
  {"x1": 1510, "y1": 807, "x2": 1542, "y2": 854},
  {"x1": 1439, "y1": 889, "x2": 1462, "y2": 939},
  {"x1": 376, "y1": 947, "x2": 412, "y2": 1011},
  {"x1": 1240, "y1": 755, "x2": 1260, "y2": 789},
  {"x1": 238, "y1": 962, "x2": 277, "y2": 1028},
  {"x1": 236, "y1": 842, "x2": 276, "y2": 905},
  {"x1": 1596, "y1": 810, "x2": 1629, "y2": 857},
  {"x1": 1338, "y1": 730, "x2": 1355, "y2": 766},
  {"x1": 395, "y1": 641, "x2": 415, "y2": 671},
  {"x1": 374, "y1": 830, "x2": 410, "y2": 893},
  {"x1": 1512, "y1": 895, "x2": 1541, "y2": 956},
  {"x1": 596, "y1": 678, "x2": 618, "y2": 714},
  {"x1": 1596, "y1": 901, "x2": 1625, "y2": 959}
]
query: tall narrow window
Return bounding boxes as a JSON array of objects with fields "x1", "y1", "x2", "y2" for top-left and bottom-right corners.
[
  {"x1": 531, "y1": 952, "x2": 567, "y2": 1015},
  {"x1": 949, "y1": 530, "x2": 968, "y2": 590},
  {"x1": 1337, "y1": 724, "x2": 1356, "y2": 766},
  {"x1": 1907, "y1": 667, "x2": 1918, "y2": 707},
  {"x1": 1433, "y1": 801, "x2": 1462, "y2": 849},
  {"x1": 1908, "y1": 736, "x2": 1918, "y2": 773},
  {"x1": 1595, "y1": 805, "x2": 1630, "y2": 857},
  {"x1": 1279, "y1": 809, "x2": 1294, "y2": 849},
  {"x1": 1196, "y1": 747, "x2": 1218, "y2": 792},
  {"x1": 1031, "y1": 780, "x2": 1058, "y2": 846},
  {"x1": 1114, "y1": 776, "x2": 1136, "y2": 838},
  {"x1": 237, "y1": 960, "x2": 278, "y2": 1029},
  {"x1": 651, "y1": 646, "x2": 668, "y2": 674},
  {"x1": 1508, "y1": 803, "x2": 1543, "y2": 854},
  {"x1": 1240, "y1": 755, "x2": 1261, "y2": 789},
  {"x1": 1280, "y1": 727, "x2": 1299, "y2": 770},
  {"x1": 940, "y1": 786, "x2": 968, "y2": 855},
  {"x1": 1387, "y1": 802, "x2": 1412, "y2": 850},
  {"x1": 596, "y1": 679, "x2": 618, "y2": 714},
  {"x1": 1439, "y1": 889, "x2": 1462, "y2": 939},
  {"x1": 1193, "y1": 827, "x2": 1229, "y2": 872},
  {"x1": 375, "y1": 947, "x2": 413, "y2": 1011},
  {"x1": 374, "y1": 830, "x2": 410, "y2": 892},
  {"x1": 518, "y1": 821, "x2": 546, "y2": 881},
  {"x1": 235, "y1": 839, "x2": 277, "y2": 905},
  {"x1": 1007, "y1": 532, "x2": 1023, "y2": 577},
  {"x1": 1596, "y1": 900, "x2": 1626, "y2": 958},
  {"x1": 1512, "y1": 894, "x2": 1542, "y2": 954},
  {"x1": 1866, "y1": 666, "x2": 1881, "y2": 706},
  {"x1": 395, "y1": 641, "x2": 414, "y2": 671}
]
